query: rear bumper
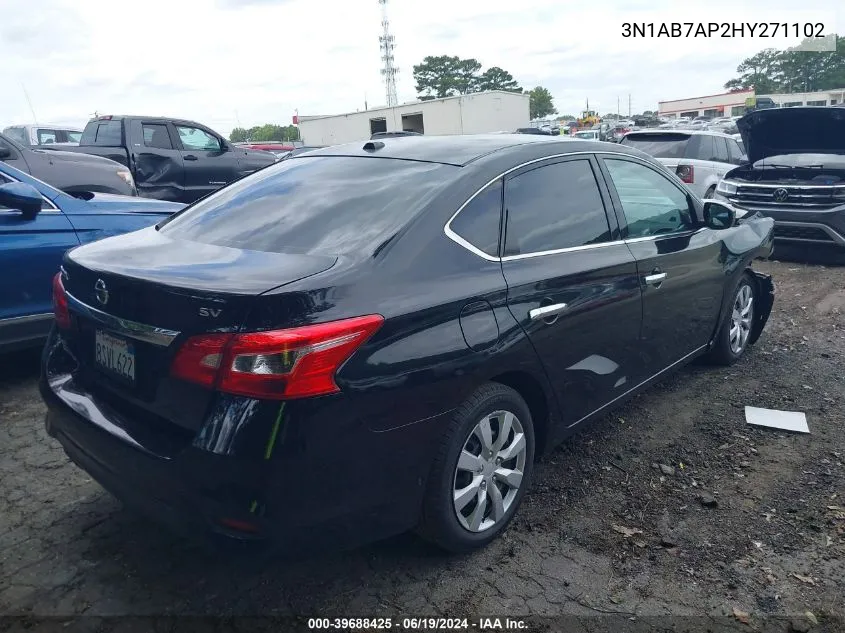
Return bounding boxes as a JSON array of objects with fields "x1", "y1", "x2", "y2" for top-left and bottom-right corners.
[{"x1": 40, "y1": 331, "x2": 450, "y2": 551}]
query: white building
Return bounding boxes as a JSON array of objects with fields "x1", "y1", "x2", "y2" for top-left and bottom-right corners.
[
  {"x1": 759, "y1": 88, "x2": 845, "y2": 107},
  {"x1": 299, "y1": 91, "x2": 530, "y2": 146},
  {"x1": 658, "y1": 87, "x2": 845, "y2": 119},
  {"x1": 658, "y1": 89, "x2": 755, "y2": 119}
]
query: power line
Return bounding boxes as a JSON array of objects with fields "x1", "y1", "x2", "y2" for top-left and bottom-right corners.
[{"x1": 378, "y1": 0, "x2": 398, "y2": 107}]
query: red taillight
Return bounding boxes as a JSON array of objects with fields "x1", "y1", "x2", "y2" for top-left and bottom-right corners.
[
  {"x1": 170, "y1": 315, "x2": 384, "y2": 400},
  {"x1": 676, "y1": 165, "x2": 694, "y2": 184},
  {"x1": 52, "y1": 273, "x2": 71, "y2": 329}
]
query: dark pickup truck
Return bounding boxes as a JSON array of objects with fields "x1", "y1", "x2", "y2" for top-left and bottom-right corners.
[
  {"x1": 59, "y1": 116, "x2": 278, "y2": 202},
  {"x1": 0, "y1": 132, "x2": 136, "y2": 196}
]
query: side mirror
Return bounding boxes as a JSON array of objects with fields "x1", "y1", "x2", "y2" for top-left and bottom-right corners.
[
  {"x1": 0, "y1": 146, "x2": 11, "y2": 160},
  {"x1": 703, "y1": 200, "x2": 736, "y2": 230},
  {"x1": 0, "y1": 182, "x2": 43, "y2": 219}
]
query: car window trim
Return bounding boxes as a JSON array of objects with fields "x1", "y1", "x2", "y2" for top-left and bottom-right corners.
[
  {"x1": 595, "y1": 152, "x2": 702, "y2": 239},
  {"x1": 444, "y1": 151, "x2": 623, "y2": 262}
]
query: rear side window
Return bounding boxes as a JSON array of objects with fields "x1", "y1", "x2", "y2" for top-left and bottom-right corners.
[
  {"x1": 37, "y1": 129, "x2": 58, "y2": 145},
  {"x1": 67, "y1": 131, "x2": 81, "y2": 143},
  {"x1": 143, "y1": 124, "x2": 173, "y2": 149},
  {"x1": 503, "y1": 159, "x2": 611, "y2": 256},
  {"x1": 449, "y1": 180, "x2": 503, "y2": 257},
  {"x1": 160, "y1": 156, "x2": 456, "y2": 256},
  {"x1": 81, "y1": 120, "x2": 122, "y2": 146},
  {"x1": 621, "y1": 134, "x2": 690, "y2": 159}
]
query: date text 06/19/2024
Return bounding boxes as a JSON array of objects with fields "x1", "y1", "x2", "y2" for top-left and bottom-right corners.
[
  {"x1": 621, "y1": 22, "x2": 826, "y2": 38},
  {"x1": 306, "y1": 617, "x2": 528, "y2": 630}
]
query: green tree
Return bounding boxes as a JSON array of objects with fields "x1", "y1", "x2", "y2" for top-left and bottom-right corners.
[
  {"x1": 413, "y1": 55, "x2": 521, "y2": 98},
  {"x1": 414, "y1": 55, "x2": 469, "y2": 98},
  {"x1": 528, "y1": 86, "x2": 557, "y2": 119},
  {"x1": 229, "y1": 124, "x2": 300, "y2": 142},
  {"x1": 724, "y1": 48, "x2": 783, "y2": 93},
  {"x1": 230, "y1": 127, "x2": 249, "y2": 142},
  {"x1": 477, "y1": 66, "x2": 522, "y2": 92}
]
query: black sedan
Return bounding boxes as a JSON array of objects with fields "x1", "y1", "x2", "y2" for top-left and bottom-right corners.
[{"x1": 40, "y1": 135, "x2": 775, "y2": 553}]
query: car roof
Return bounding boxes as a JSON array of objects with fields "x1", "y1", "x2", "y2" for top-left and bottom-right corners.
[
  {"x1": 303, "y1": 134, "x2": 596, "y2": 166},
  {"x1": 291, "y1": 134, "x2": 656, "y2": 168}
]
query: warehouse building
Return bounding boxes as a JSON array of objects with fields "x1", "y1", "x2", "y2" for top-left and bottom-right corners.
[
  {"x1": 298, "y1": 91, "x2": 530, "y2": 146},
  {"x1": 658, "y1": 87, "x2": 845, "y2": 119}
]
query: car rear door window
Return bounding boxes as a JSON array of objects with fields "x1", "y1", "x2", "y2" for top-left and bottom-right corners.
[
  {"x1": 449, "y1": 180, "x2": 503, "y2": 257},
  {"x1": 143, "y1": 124, "x2": 173, "y2": 149},
  {"x1": 603, "y1": 159, "x2": 696, "y2": 238},
  {"x1": 503, "y1": 159, "x2": 611, "y2": 256},
  {"x1": 713, "y1": 136, "x2": 730, "y2": 163},
  {"x1": 37, "y1": 129, "x2": 58, "y2": 145},
  {"x1": 159, "y1": 156, "x2": 457, "y2": 257},
  {"x1": 620, "y1": 134, "x2": 690, "y2": 159}
]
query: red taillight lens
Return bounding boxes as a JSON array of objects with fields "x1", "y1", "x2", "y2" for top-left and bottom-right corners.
[
  {"x1": 170, "y1": 333, "x2": 232, "y2": 388},
  {"x1": 170, "y1": 315, "x2": 384, "y2": 400},
  {"x1": 52, "y1": 273, "x2": 71, "y2": 329},
  {"x1": 676, "y1": 165, "x2": 694, "y2": 184}
]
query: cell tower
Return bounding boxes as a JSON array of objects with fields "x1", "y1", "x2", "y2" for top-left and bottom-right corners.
[{"x1": 378, "y1": 0, "x2": 398, "y2": 107}]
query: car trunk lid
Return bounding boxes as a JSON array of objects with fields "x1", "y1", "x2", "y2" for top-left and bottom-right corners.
[{"x1": 60, "y1": 227, "x2": 336, "y2": 432}]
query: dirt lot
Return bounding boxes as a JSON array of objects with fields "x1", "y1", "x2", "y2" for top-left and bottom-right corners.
[{"x1": 1, "y1": 260, "x2": 843, "y2": 632}]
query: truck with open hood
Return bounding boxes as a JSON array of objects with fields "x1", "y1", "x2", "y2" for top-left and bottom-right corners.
[{"x1": 713, "y1": 106, "x2": 845, "y2": 260}]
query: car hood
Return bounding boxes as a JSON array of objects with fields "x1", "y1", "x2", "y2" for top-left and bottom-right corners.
[
  {"x1": 35, "y1": 148, "x2": 125, "y2": 169},
  {"x1": 737, "y1": 107, "x2": 845, "y2": 164},
  {"x1": 77, "y1": 192, "x2": 184, "y2": 213}
]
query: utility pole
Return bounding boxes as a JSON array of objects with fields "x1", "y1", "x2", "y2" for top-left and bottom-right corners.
[
  {"x1": 378, "y1": 0, "x2": 399, "y2": 107},
  {"x1": 628, "y1": 93, "x2": 631, "y2": 117},
  {"x1": 617, "y1": 96, "x2": 620, "y2": 117}
]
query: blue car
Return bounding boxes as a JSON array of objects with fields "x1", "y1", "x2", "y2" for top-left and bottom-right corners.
[{"x1": 0, "y1": 161, "x2": 183, "y2": 352}]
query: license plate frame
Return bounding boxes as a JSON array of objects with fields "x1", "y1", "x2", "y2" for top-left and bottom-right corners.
[{"x1": 94, "y1": 329, "x2": 136, "y2": 384}]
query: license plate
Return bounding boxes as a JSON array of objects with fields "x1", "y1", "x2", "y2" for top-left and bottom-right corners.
[{"x1": 95, "y1": 330, "x2": 135, "y2": 383}]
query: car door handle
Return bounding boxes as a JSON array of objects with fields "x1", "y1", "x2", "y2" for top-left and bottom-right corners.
[
  {"x1": 184, "y1": 155, "x2": 198, "y2": 161},
  {"x1": 644, "y1": 272, "x2": 667, "y2": 286},
  {"x1": 529, "y1": 303, "x2": 568, "y2": 321}
]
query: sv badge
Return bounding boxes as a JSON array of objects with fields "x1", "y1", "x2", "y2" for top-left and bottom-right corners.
[{"x1": 199, "y1": 307, "x2": 223, "y2": 318}]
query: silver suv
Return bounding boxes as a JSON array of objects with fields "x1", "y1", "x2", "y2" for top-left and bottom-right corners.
[
  {"x1": 620, "y1": 130, "x2": 745, "y2": 199},
  {"x1": 2, "y1": 124, "x2": 82, "y2": 147}
]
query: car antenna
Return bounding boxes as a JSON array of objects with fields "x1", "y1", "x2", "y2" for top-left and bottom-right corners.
[{"x1": 21, "y1": 83, "x2": 38, "y2": 125}]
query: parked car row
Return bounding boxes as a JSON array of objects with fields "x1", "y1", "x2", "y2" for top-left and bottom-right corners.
[{"x1": 626, "y1": 107, "x2": 845, "y2": 260}]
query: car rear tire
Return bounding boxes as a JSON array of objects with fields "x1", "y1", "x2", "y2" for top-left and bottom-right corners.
[
  {"x1": 706, "y1": 273, "x2": 756, "y2": 366},
  {"x1": 418, "y1": 383, "x2": 535, "y2": 553}
]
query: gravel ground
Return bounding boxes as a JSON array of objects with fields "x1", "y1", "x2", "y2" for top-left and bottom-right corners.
[{"x1": 1, "y1": 259, "x2": 843, "y2": 632}]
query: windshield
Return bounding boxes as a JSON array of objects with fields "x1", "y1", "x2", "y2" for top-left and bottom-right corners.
[
  {"x1": 3, "y1": 127, "x2": 28, "y2": 144},
  {"x1": 621, "y1": 133, "x2": 690, "y2": 158},
  {"x1": 159, "y1": 156, "x2": 456, "y2": 256}
]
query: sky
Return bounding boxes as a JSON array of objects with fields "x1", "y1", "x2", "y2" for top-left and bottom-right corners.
[{"x1": 0, "y1": 0, "x2": 840, "y2": 136}]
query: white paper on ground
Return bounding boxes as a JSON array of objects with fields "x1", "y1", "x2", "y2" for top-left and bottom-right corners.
[{"x1": 745, "y1": 406, "x2": 810, "y2": 434}]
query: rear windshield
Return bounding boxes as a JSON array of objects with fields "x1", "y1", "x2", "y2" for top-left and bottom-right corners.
[
  {"x1": 621, "y1": 133, "x2": 690, "y2": 159},
  {"x1": 159, "y1": 156, "x2": 455, "y2": 256}
]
